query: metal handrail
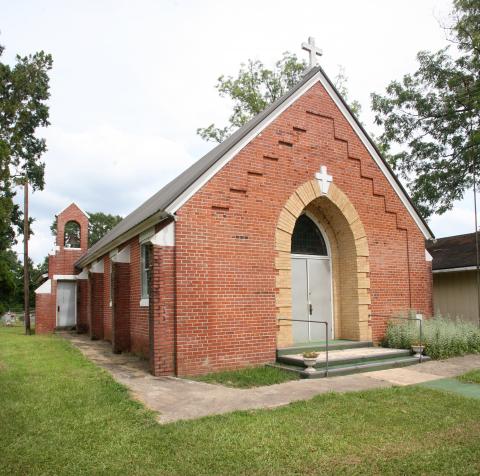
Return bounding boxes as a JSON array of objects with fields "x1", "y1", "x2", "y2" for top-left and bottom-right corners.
[
  {"x1": 277, "y1": 318, "x2": 329, "y2": 376},
  {"x1": 372, "y1": 314, "x2": 424, "y2": 362}
]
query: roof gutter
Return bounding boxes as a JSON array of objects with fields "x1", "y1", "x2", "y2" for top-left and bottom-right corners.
[
  {"x1": 433, "y1": 266, "x2": 478, "y2": 274},
  {"x1": 75, "y1": 210, "x2": 172, "y2": 269}
]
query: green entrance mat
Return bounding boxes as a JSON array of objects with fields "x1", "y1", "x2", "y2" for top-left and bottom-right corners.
[{"x1": 418, "y1": 378, "x2": 480, "y2": 400}]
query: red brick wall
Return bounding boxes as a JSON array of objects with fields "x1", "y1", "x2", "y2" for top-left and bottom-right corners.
[
  {"x1": 173, "y1": 81, "x2": 432, "y2": 375},
  {"x1": 36, "y1": 203, "x2": 89, "y2": 334},
  {"x1": 35, "y1": 288, "x2": 56, "y2": 334},
  {"x1": 112, "y1": 262, "x2": 131, "y2": 353},
  {"x1": 128, "y1": 239, "x2": 149, "y2": 357},
  {"x1": 56, "y1": 204, "x2": 88, "y2": 250},
  {"x1": 89, "y1": 272, "x2": 104, "y2": 339},
  {"x1": 47, "y1": 249, "x2": 84, "y2": 279},
  {"x1": 48, "y1": 203, "x2": 88, "y2": 278},
  {"x1": 83, "y1": 239, "x2": 149, "y2": 356},
  {"x1": 103, "y1": 257, "x2": 112, "y2": 342},
  {"x1": 66, "y1": 80, "x2": 432, "y2": 376},
  {"x1": 149, "y1": 245, "x2": 176, "y2": 375},
  {"x1": 76, "y1": 280, "x2": 89, "y2": 333}
]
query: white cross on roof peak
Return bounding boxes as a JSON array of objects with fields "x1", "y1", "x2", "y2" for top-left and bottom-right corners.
[{"x1": 302, "y1": 37, "x2": 322, "y2": 68}]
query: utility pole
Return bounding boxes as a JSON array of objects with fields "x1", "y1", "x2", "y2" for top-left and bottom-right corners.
[
  {"x1": 24, "y1": 177, "x2": 31, "y2": 335},
  {"x1": 474, "y1": 164, "x2": 480, "y2": 328}
]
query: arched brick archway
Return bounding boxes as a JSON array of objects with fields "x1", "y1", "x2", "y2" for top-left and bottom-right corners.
[{"x1": 275, "y1": 180, "x2": 371, "y2": 347}]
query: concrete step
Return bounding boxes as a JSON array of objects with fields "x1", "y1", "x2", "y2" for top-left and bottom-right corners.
[
  {"x1": 268, "y1": 355, "x2": 430, "y2": 379},
  {"x1": 277, "y1": 340, "x2": 372, "y2": 356},
  {"x1": 278, "y1": 347, "x2": 412, "y2": 369}
]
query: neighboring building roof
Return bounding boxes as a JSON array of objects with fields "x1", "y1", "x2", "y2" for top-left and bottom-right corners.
[
  {"x1": 427, "y1": 232, "x2": 480, "y2": 271},
  {"x1": 76, "y1": 65, "x2": 433, "y2": 268}
]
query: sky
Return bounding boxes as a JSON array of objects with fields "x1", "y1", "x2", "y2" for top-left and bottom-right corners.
[{"x1": 2, "y1": 0, "x2": 471, "y2": 264}]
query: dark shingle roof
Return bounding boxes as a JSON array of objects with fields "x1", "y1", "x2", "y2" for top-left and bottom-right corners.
[
  {"x1": 427, "y1": 232, "x2": 480, "y2": 270},
  {"x1": 76, "y1": 65, "x2": 432, "y2": 268}
]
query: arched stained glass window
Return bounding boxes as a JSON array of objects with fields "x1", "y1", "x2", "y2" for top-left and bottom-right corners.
[{"x1": 291, "y1": 214, "x2": 328, "y2": 256}]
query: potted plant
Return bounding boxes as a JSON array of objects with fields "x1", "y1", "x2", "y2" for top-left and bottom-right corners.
[
  {"x1": 411, "y1": 340, "x2": 425, "y2": 358},
  {"x1": 302, "y1": 351, "x2": 319, "y2": 373}
]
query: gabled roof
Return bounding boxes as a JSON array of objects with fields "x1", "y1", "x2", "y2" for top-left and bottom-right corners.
[
  {"x1": 76, "y1": 66, "x2": 433, "y2": 268},
  {"x1": 56, "y1": 202, "x2": 89, "y2": 218},
  {"x1": 427, "y1": 232, "x2": 479, "y2": 271}
]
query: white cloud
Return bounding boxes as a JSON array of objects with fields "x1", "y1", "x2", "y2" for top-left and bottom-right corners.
[
  {"x1": 429, "y1": 194, "x2": 477, "y2": 239},
  {"x1": 14, "y1": 125, "x2": 195, "y2": 263},
  {"x1": 43, "y1": 124, "x2": 194, "y2": 210},
  {"x1": 5, "y1": 0, "x2": 456, "y2": 262}
]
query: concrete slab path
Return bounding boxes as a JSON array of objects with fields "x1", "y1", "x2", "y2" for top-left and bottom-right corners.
[{"x1": 62, "y1": 333, "x2": 480, "y2": 424}]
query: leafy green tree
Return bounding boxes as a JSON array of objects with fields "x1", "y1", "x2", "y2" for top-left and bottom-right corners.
[
  {"x1": 334, "y1": 66, "x2": 362, "y2": 117},
  {"x1": 197, "y1": 53, "x2": 307, "y2": 143},
  {"x1": 51, "y1": 211, "x2": 123, "y2": 247},
  {"x1": 13, "y1": 256, "x2": 46, "y2": 309},
  {"x1": 371, "y1": 0, "x2": 480, "y2": 217},
  {"x1": 0, "y1": 44, "x2": 52, "y2": 234},
  {"x1": 0, "y1": 153, "x2": 18, "y2": 310},
  {"x1": 87, "y1": 212, "x2": 123, "y2": 247},
  {"x1": 198, "y1": 53, "x2": 361, "y2": 143},
  {"x1": 0, "y1": 43, "x2": 52, "y2": 313},
  {"x1": 0, "y1": 249, "x2": 18, "y2": 314},
  {"x1": 0, "y1": 251, "x2": 46, "y2": 313}
]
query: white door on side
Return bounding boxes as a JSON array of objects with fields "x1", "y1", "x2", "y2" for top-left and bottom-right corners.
[{"x1": 57, "y1": 281, "x2": 76, "y2": 327}]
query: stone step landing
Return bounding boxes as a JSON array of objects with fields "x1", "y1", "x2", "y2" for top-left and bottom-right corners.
[
  {"x1": 270, "y1": 346, "x2": 430, "y2": 379},
  {"x1": 277, "y1": 340, "x2": 373, "y2": 356}
]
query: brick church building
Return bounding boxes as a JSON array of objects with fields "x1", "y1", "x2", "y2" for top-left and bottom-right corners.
[{"x1": 36, "y1": 64, "x2": 434, "y2": 377}]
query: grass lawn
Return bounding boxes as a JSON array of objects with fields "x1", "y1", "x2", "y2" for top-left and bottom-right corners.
[
  {"x1": 192, "y1": 365, "x2": 299, "y2": 388},
  {"x1": 2, "y1": 326, "x2": 480, "y2": 475},
  {"x1": 458, "y1": 368, "x2": 480, "y2": 384}
]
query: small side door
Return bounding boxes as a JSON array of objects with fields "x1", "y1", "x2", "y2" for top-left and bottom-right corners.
[{"x1": 57, "y1": 281, "x2": 76, "y2": 327}]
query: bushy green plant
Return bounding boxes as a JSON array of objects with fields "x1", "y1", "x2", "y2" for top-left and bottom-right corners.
[{"x1": 382, "y1": 317, "x2": 480, "y2": 359}]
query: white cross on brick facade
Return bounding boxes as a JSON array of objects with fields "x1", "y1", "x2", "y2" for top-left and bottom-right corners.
[
  {"x1": 302, "y1": 37, "x2": 322, "y2": 68},
  {"x1": 315, "y1": 165, "x2": 332, "y2": 194}
]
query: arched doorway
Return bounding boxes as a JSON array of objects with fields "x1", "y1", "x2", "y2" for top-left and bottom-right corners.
[
  {"x1": 275, "y1": 180, "x2": 371, "y2": 348},
  {"x1": 291, "y1": 213, "x2": 333, "y2": 343}
]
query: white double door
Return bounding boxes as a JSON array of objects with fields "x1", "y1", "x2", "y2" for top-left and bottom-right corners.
[
  {"x1": 57, "y1": 281, "x2": 76, "y2": 327},
  {"x1": 291, "y1": 255, "x2": 333, "y2": 343}
]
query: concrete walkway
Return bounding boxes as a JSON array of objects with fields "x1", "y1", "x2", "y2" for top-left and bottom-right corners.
[{"x1": 62, "y1": 333, "x2": 480, "y2": 424}]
